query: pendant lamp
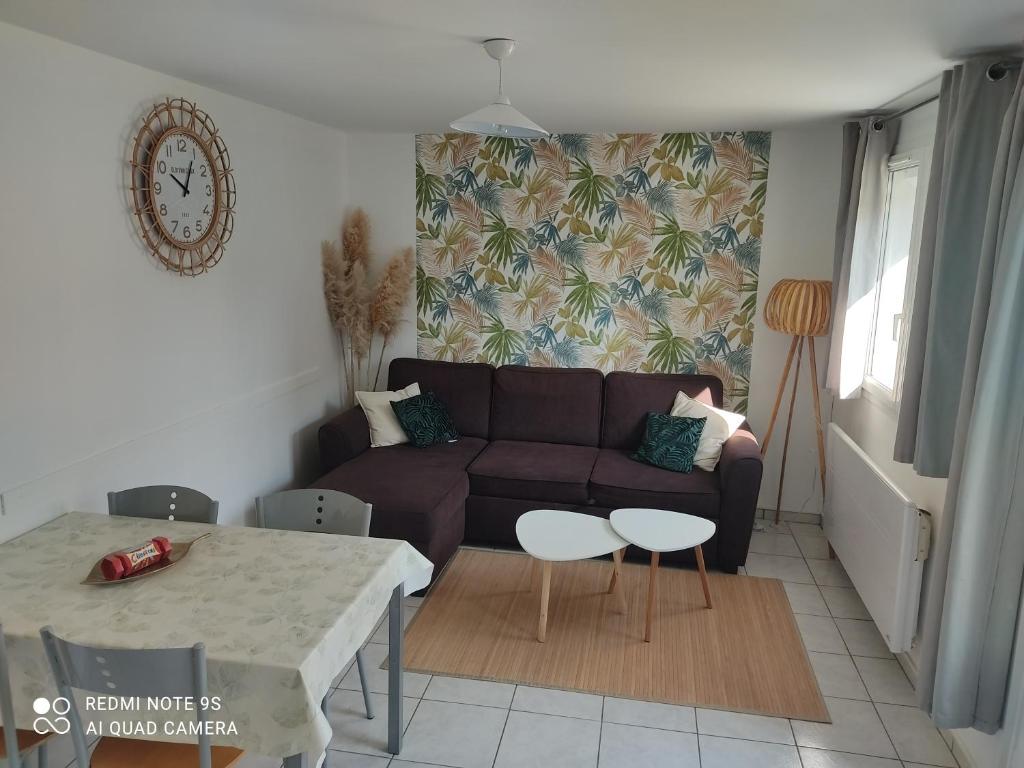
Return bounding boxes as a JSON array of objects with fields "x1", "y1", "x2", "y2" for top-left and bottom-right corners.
[{"x1": 450, "y1": 39, "x2": 548, "y2": 139}]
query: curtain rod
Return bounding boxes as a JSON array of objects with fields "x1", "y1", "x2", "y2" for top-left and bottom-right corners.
[{"x1": 873, "y1": 58, "x2": 1022, "y2": 129}]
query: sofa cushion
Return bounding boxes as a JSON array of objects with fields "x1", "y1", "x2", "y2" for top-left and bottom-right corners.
[
  {"x1": 632, "y1": 413, "x2": 707, "y2": 473},
  {"x1": 490, "y1": 366, "x2": 604, "y2": 446},
  {"x1": 391, "y1": 392, "x2": 460, "y2": 447},
  {"x1": 314, "y1": 437, "x2": 487, "y2": 542},
  {"x1": 388, "y1": 358, "x2": 494, "y2": 439},
  {"x1": 601, "y1": 371, "x2": 724, "y2": 450},
  {"x1": 468, "y1": 440, "x2": 599, "y2": 504},
  {"x1": 589, "y1": 448, "x2": 720, "y2": 518}
]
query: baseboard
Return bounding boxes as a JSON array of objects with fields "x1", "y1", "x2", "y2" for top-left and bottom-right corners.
[
  {"x1": 948, "y1": 734, "x2": 981, "y2": 768},
  {"x1": 756, "y1": 507, "x2": 822, "y2": 526}
]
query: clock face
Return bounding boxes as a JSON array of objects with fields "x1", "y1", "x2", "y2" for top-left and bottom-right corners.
[{"x1": 149, "y1": 129, "x2": 217, "y2": 247}]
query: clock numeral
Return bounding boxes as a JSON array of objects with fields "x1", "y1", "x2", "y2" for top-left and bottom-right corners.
[
  {"x1": 205, "y1": 185, "x2": 212, "y2": 197},
  {"x1": 153, "y1": 181, "x2": 162, "y2": 194},
  {"x1": 159, "y1": 203, "x2": 167, "y2": 216},
  {"x1": 183, "y1": 226, "x2": 191, "y2": 239},
  {"x1": 164, "y1": 144, "x2": 172, "y2": 158},
  {"x1": 176, "y1": 138, "x2": 187, "y2": 152},
  {"x1": 203, "y1": 204, "x2": 210, "y2": 215},
  {"x1": 194, "y1": 220, "x2": 203, "y2": 232},
  {"x1": 200, "y1": 165, "x2": 208, "y2": 178},
  {"x1": 157, "y1": 160, "x2": 167, "y2": 174},
  {"x1": 171, "y1": 220, "x2": 179, "y2": 233}
]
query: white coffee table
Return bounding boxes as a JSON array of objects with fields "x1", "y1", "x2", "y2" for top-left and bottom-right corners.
[
  {"x1": 609, "y1": 508, "x2": 716, "y2": 642},
  {"x1": 516, "y1": 509, "x2": 629, "y2": 642}
]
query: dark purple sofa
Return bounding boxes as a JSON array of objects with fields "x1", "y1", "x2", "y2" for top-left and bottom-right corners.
[{"x1": 314, "y1": 358, "x2": 763, "y2": 583}]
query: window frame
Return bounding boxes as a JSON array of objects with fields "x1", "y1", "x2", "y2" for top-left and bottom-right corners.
[{"x1": 862, "y1": 147, "x2": 929, "y2": 408}]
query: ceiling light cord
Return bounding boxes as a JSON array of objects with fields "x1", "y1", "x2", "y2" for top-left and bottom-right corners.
[{"x1": 497, "y1": 58, "x2": 504, "y2": 98}]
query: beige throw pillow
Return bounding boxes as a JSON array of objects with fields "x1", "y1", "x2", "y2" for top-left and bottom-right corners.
[
  {"x1": 356, "y1": 383, "x2": 421, "y2": 447},
  {"x1": 670, "y1": 391, "x2": 746, "y2": 471}
]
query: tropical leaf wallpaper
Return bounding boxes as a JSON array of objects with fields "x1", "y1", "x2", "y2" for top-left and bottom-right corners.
[{"x1": 415, "y1": 132, "x2": 771, "y2": 413}]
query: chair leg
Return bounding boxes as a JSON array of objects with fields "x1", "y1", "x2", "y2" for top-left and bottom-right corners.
[{"x1": 355, "y1": 649, "x2": 375, "y2": 719}]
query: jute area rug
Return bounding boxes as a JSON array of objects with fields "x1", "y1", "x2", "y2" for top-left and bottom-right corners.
[{"x1": 401, "y1": 548, "x2": 829, "y2": 722}]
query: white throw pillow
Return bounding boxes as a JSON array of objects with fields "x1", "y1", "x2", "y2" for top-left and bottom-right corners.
[
  {"x1": 670, "y1": 391, "x2": 746, "y2": 471},
  {"x1": 356, "y1": 383, "x2": 421, "y2": 447}
]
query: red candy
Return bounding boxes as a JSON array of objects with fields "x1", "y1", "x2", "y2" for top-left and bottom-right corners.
[{"x1": 100, "y1": 537, "x2": 172, "y2": 580}]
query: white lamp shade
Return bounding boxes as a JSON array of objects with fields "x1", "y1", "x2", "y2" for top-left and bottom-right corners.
[{"x1": 450, "y1": 96, "x2": 549, "y2": 139}]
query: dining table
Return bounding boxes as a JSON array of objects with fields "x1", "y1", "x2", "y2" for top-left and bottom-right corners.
[{"x1": 0, "y1": 511, "x2": 433, "y2": 766}]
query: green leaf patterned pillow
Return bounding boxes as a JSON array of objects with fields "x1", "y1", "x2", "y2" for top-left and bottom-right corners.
[
  {"x1": 631, "y1": 412, "x2": 707, "y2": 473},
  {"x1": 390, "y1": 392, "x2": 460, "y2": 448}
]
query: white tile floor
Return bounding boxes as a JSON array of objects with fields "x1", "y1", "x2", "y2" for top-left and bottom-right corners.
[{"x1": 43, "y1": 514, "x2": 958, "y2": 768}]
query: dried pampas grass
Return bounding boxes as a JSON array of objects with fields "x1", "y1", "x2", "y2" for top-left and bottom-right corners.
[
  {"x1": 369, "y1": 247, "x2": 414, "y2": 388},
  {"x1": 321, "y1": 208, "x2": 415, "y2": 404},
  {"x1": 342, "y1": 208, "x2": 371, "y2": 268}
]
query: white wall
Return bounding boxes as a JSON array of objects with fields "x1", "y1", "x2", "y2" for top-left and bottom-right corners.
[
  {"x1": 751, "y1": 121, "x2": 843, "y2": 514},
  {"x1": 0, "y1": 22, "x2": 349, "y2": 537},
  {"x1": 343, "y1": 133, "x2": 417, "y2": 393}
]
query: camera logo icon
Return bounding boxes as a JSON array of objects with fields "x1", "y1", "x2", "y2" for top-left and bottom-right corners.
[{"x1": 32, "y1": 696, "x2": 71, "y2": 735}]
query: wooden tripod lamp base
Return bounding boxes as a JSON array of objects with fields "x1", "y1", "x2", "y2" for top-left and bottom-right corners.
[{"x1": 760, "y1": 279, "x2": 832, "y2": 525}]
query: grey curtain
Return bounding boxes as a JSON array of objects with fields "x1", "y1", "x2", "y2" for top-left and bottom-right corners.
[
  {"x1": 895, "y1": 60, "x2": 1019, "y2": 475},
  {"x1": 825, "y1": 118, "x2": 896, "y2": 395},
  {"x1": 896, "y1": 56, "x2": 1024, "y2": 734}
]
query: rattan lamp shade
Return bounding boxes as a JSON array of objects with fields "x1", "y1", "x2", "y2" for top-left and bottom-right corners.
[{"x1": 764, "y1": 279, "x2": 832, "y2": 337}]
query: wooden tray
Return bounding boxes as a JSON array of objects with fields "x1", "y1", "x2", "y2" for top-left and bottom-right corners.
[{"x1": 82, "y1": 533, "x2": 211, "y2": 585}]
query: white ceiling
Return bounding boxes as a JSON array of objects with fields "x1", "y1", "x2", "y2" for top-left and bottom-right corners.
[{"x1": 1, "y1": 0, "x2": 1022, "y2": 132}]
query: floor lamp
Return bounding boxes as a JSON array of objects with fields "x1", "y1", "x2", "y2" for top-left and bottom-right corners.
[{"x1": 761, "y1": 279, "x2": 832, "y2": 525}]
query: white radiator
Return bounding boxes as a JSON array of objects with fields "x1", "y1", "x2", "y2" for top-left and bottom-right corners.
[{"x1": 824, "y1": 424, "x2": 930, "y2": 653}]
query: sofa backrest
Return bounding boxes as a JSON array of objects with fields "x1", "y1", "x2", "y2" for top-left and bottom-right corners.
[
  {"x1": 490, "y1": 366, "x2": 604, "y2": 446},
  {"x1": 601, "y1": 371, "x2": 724, "y2": 450},
  {"x1": 387, "y1": 358, "x2": 494, "y2": 439}
]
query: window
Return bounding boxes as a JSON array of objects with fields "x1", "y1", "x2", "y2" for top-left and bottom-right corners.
[{"x1": 864, "y1": 151, "x2": 926, "y2": 401}]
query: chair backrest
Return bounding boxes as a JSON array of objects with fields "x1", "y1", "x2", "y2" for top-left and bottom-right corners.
[
  {"x1": 1, "y1": 623, "x2": 25, "y2": 768},
  {"x1": 40, "y1": 626, "x2": 215, "y2": 768},
  {"x1": 255, "y1": 489, "x2": 371, "y2": 537},
  {"x1": 108, "y1": 485, "x2": 219, "y2": 524}
]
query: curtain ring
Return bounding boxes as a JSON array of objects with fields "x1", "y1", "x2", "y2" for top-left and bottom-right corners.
[{"x1": 986, "y1": 62, "x2": 1009, "y2": 82}]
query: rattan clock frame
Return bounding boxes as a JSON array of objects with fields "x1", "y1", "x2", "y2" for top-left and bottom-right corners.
[{"x1": 130, "y1": 98, "x2": 235, "y2": 276}]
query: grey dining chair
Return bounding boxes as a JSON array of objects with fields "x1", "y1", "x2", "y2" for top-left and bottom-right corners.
[
  {"x1": 107, "y1": 485, "x2": 219, "y2": 524},
  {"x1": 39, "y1": 626, "x2": 244, "y2": 768},
  {"x1": 255, "y1": 489, "x2": 375, "y2": 721},
  {"x1": 1, "y1": 623, "x2": 51, "y2": 768}
]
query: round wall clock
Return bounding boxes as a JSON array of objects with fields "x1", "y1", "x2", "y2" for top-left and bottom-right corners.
[{"x1": 129, "y1": 98, "x2": 236, "y2": 275}]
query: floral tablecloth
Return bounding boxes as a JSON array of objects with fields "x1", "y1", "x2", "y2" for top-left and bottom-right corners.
[{"x1": 0, "y1": 511, "x2": 432, "y2": 758}]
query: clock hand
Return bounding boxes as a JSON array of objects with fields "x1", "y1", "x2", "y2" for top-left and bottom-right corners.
[
  {"x1": 168, "y1": 173, "x2": 188, "y2": 195},
  {"x1": 183, "y1": 161, "x2": 194, "y2": 196}
]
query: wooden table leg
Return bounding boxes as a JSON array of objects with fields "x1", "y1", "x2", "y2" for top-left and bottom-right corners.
[
  {"x1": 609, "y1": 548, "x2": 627, "y2": 613},
  {"x1": 695, "y1": 545, "x2": 713, "y2": 609},
  {"x1": 538, "y1": 561, "x2": 552, "y2": 643},
  {"x1": 644, "y1": 551, "x2": 660, "y2": 642}
]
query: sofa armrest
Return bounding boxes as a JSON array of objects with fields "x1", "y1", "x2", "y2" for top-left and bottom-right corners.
[
  {"x1": 318, "y1": 406, "x2": 371, "y2": 474},
  {"x1": 716, "y1": 428, "x2": 763, "y2": 572}
]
